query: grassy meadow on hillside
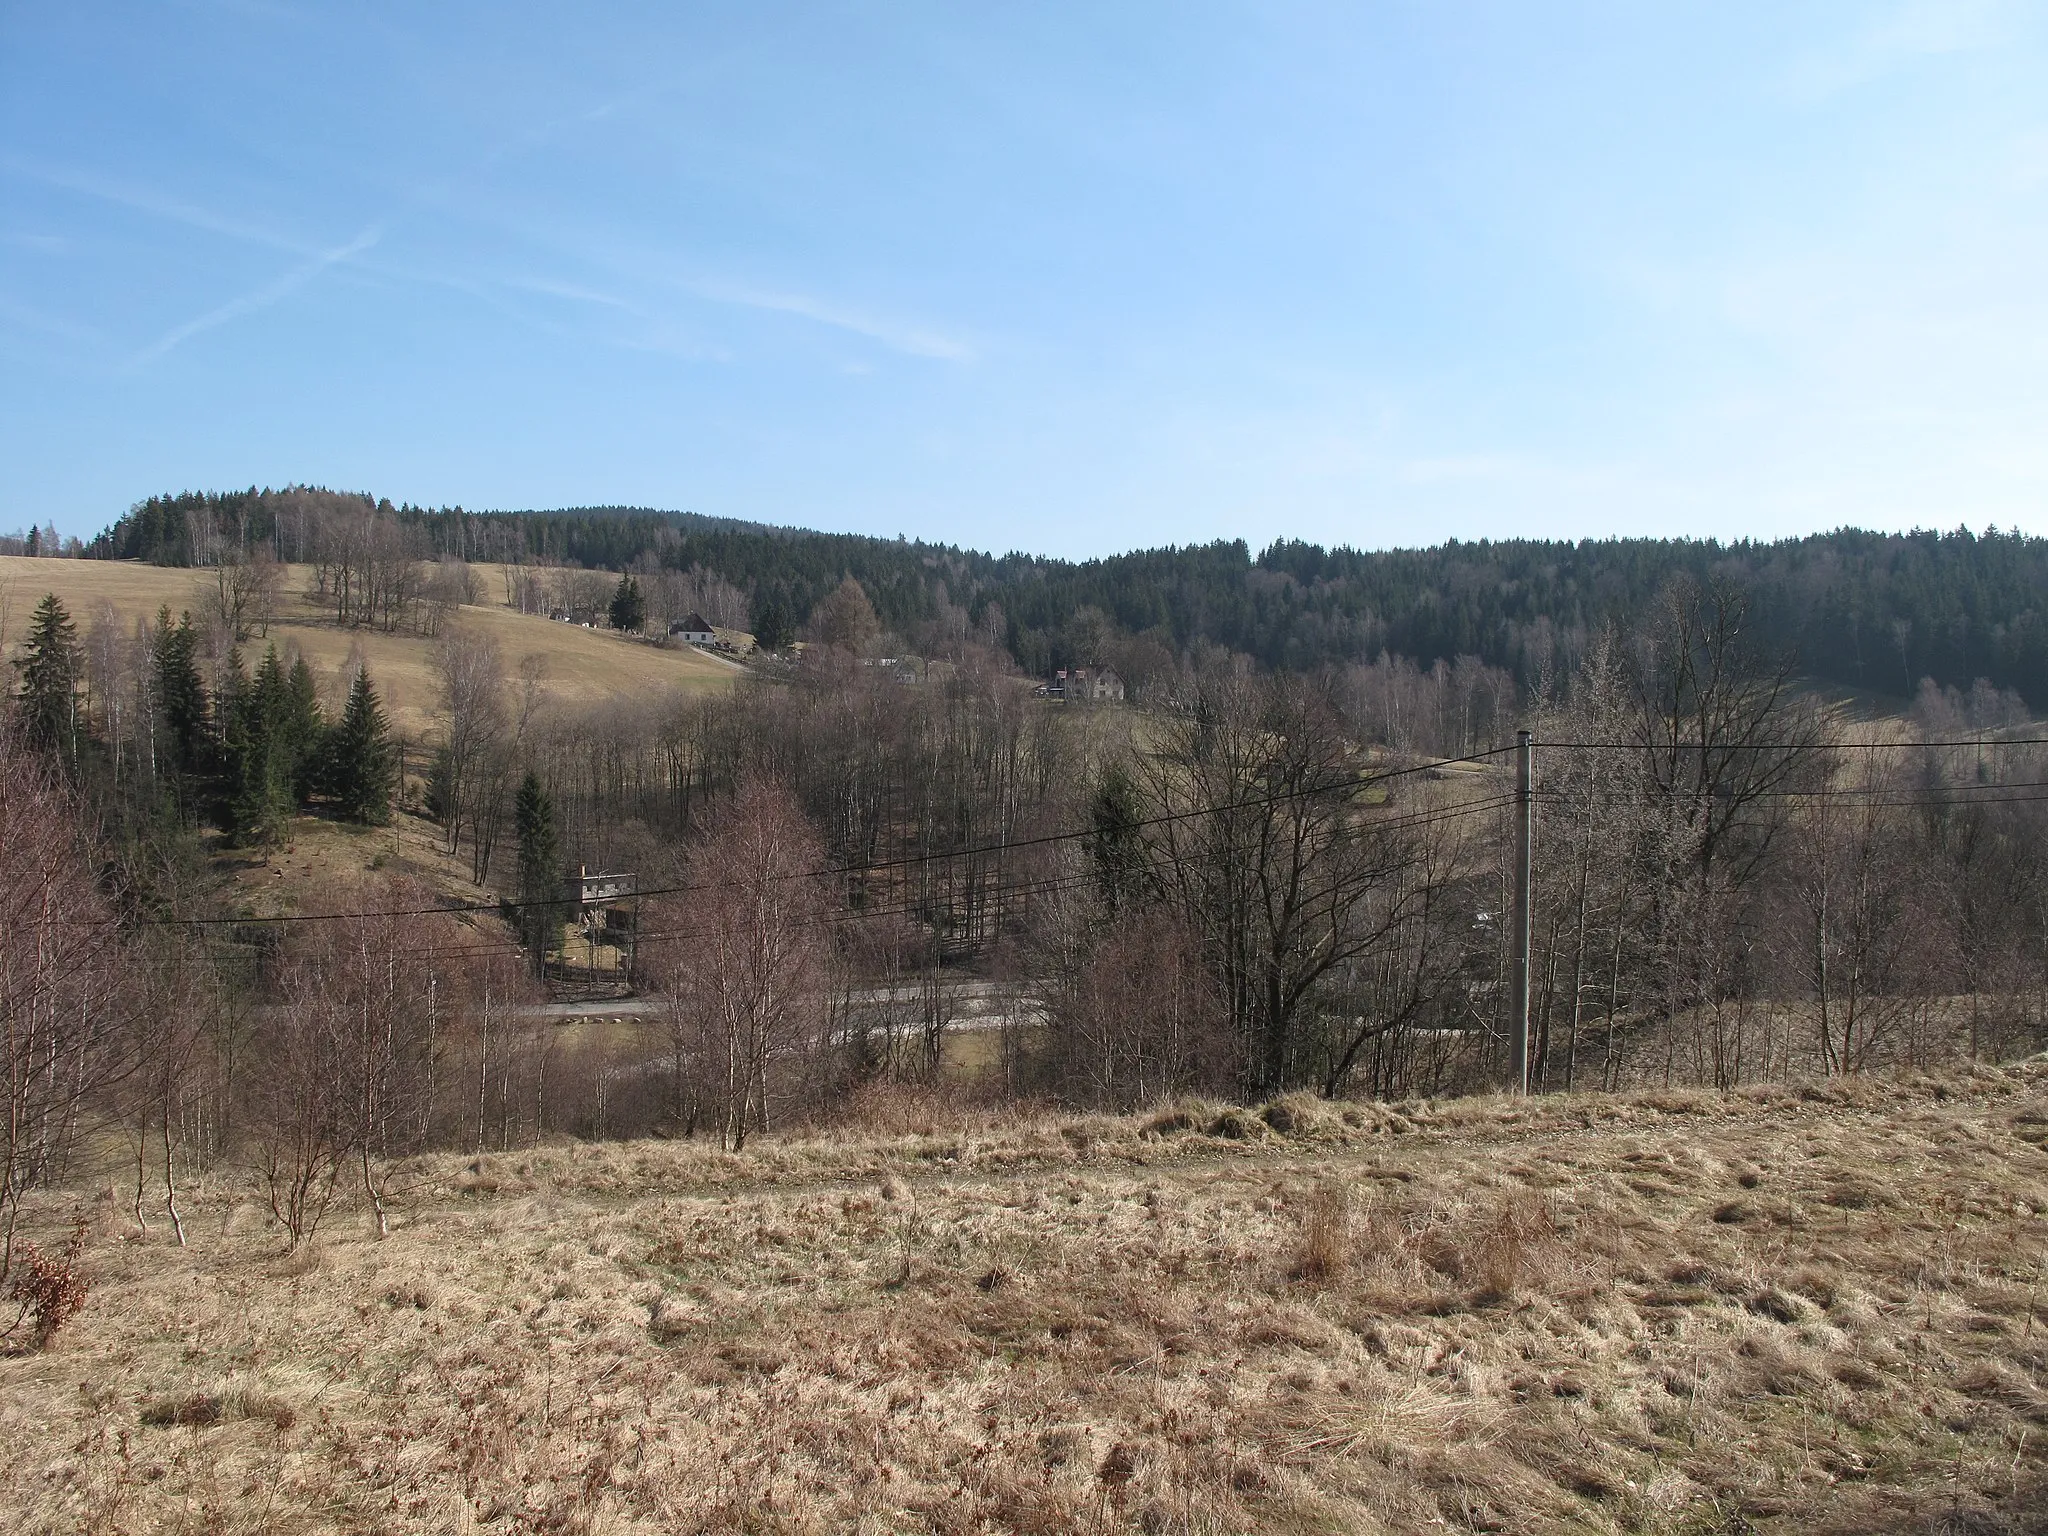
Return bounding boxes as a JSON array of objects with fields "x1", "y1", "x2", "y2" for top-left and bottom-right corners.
[
  {"x1": 6, "y1": 1071, "x2": 2048, "y2": 1534},
  {"x1": 0, "y1": 556, "x2": 737, "y2": 735}
]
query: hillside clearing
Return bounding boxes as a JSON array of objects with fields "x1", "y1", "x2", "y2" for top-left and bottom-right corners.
[
  {"x1": 6, "y1": 1071, "x2": 2048, "y2": 1533},
  {"x1": 0, "y1": 556, "x2": 736, "y2": 734},
  {"x1": 200, "y1": 805, "x2": 505, "y2": 923}
]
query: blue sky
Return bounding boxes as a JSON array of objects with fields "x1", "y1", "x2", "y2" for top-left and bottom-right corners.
[{"x1": 3, "y1": 2, "x2": 2045, "y2": 558}]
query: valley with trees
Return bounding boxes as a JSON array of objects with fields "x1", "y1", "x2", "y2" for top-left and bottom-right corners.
[
  {"x1": 6, "y1": 495, "x2": 2048, "y2": 1531},
  {"x1": 14, "y1": 0, "x2": 2047, "y2": 1526}
]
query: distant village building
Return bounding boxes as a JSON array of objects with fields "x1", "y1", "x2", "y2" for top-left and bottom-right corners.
[
  {"x1": 862, "y1": 655, "x2": 933, "y2": 685},
  {"x1": 565, "y1": 865, "x2": 636, "y2": 910},
  {"x1": 1046, "y1": 666, "x2": 1124, "y2": 703},
  {"x1": 669, "y1": 613, "x2": 716, "y2": 644}
]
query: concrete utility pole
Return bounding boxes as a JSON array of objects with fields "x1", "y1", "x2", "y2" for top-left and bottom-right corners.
[{"x1": 1509, "y1": 729, "x2": 1533, "y2": 1095}]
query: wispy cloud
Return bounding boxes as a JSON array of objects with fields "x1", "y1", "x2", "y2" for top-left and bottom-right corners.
[
  {"x1": 360, "y1": 163, "x2": 973, "y2": 368},
  {"x1": 0, "y1": 295, "x2": 104, "y2": 347},
  {"x1": 1781, "y1": 0, "x2": 2014, "y2": 98},
  {"x1": 2, "y1": 156, "x2": 317, "y2": 257},
  {"x1": 690, "y1": 280, "x2": 975, "y2": 362},
  {"x1": 440, "y1": 270, "x2": 728, "y2": 364},
  {"x1": 128, "y1": 226, "x2": 380, "y2": 367},
  {"x1": 11, "y1": 156, "x2": 970, "y2": 369},
  {"x1": 500, "y1": 275, "x2": 634, "y2": 309},
  {"x1": 1864, "y1": 0, "x2": 2013, "y2": 57}
]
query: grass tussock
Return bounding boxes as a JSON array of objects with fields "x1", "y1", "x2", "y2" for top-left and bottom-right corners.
[
  {"x1": 7, "y1": 1066, "x2": 2048, "y2": 1531},
  {"x1": 139, "y1": 1385, "x2": 296, "y2": 1432},
  {"x1": 1294, "y1": 1183, "x2": 1351, "y2": 1283}
]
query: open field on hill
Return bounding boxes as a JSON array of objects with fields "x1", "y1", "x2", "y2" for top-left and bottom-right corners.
[
  {"x1": 203, "y1": 804, "x2": 507, "y2": 922},
  {"x1": 7, "y1": 1070, "x2": 2048, "y2": 1534},
  {"x1": 0, "y1": 556, "x2": 737, "y2": 735}
]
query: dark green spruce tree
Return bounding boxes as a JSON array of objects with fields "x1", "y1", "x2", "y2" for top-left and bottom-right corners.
[
  {"x1": 281, "y1": 654, "x2": 325, "y2": 801},
  {"x1": 751, "y1": 601, "x2": 793, "y2": 652},
  {"x1": 1085, "y1": 761, "x2": 1151, "y2": 916},
  {"x1": 514, "y1": 771, "x2": 562, "y2": 976},
  {"x1": 608, "y1": 573, "x2": 646, "y2": 634},
  {"x1": 15, "y1": 593, "x2": 86, "y2": 767},
  {"x1": 151, "y1": 608, "x2": 209, "y2": 780},
  {"x1": 424, "y1": 746, "x2": 456, "y2": 825},
  {"x1": 224, "y1": 645, "x2": 296, "y2": 844},
  {"x1": 328, "y1": 667, "x2": 396, "y2": 824}
]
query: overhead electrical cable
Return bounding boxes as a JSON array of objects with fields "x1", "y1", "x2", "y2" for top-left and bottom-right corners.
[{"x1": 140, "y1": 746, "x2": 1518, "y2": 928}]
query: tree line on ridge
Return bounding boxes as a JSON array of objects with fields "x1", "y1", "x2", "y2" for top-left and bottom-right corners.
[{"x1": 69, "y1": 486, "x2": 2048, "y2": 706}]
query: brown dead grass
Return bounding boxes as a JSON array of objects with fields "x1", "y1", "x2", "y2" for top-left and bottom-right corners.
[
  {"x1": 0, "y1": 555, "x2": 734, "y2": 734},
  {"x1": 1294, "y1": 1183, "x2": 1351, "y2": 1285},
  {"x1": 207, "y1": 804, "x2": 502, "y2": 920},
  {"x1": 9, "y1": 1067, "x2": 2048, "y2": 1532}
]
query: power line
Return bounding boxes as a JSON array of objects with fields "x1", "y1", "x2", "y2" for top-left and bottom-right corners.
[
  {"x1": 140, "y1": 744, "x2": 1518, "y2": 928},
  {"x1": 1713, "y1": 791, "x2": 2048, "y2": 816},
  {"x1": 1537, "y1": 736, "x2": 2048, "y2": 752},
  {"x1": 1724, "y1": 777, "x2": 2048, "y2": 800},
  {"x1": 1532, "y1": 779, "x2": 2048, "y2": 807},
  {"x1": 122, "y1": 731, "x2": 2048, "y2": 931},
  {"x1": 183, "y1": 787, "x2": 1526, "y2": 964}
]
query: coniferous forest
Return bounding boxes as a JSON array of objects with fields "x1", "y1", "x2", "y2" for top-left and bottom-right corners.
[{"x1": 76, "y1": 486, "x2": 2048, "y2": 706}]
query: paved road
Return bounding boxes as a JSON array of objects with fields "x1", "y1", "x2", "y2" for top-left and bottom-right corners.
[{"x1": 520, "y1": 980, "x2": 1031, "y2": 1032}]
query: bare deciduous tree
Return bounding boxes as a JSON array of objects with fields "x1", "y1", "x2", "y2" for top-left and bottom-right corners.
[
  {"x1": 1771, "y1": 752, "x2": 1940, "y2": 1075},
  {"x1": 433, "y1": 626, "x2": 511, "y2": 871},
  {"x1": 1134, "y1": 674, "x2": 1441, "y2": 1096},
  {"x1": 655, "y1": 783, "x2": 831, "y2": 1149},
  {"x1": 1039, "y1": 902, "x2": 1227, "y2": 1110},
  {"x1": 0, "y1": 726, "x2": 142, "y2": 1272}
]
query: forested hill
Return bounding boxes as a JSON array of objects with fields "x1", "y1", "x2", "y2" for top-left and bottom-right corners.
[{"x1": 86, "y1": 489, "x2": 2048, "y2": 706}]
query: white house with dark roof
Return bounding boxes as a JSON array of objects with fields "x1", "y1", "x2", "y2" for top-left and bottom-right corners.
[{"x1": 1048, "y1": 665, "x2": 1124, "y2": 702}]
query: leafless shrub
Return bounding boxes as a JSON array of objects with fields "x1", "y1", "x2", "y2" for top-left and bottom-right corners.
[
  {"x1": 4, "y1": 1216, "x2": 89, "y2": 1349},
  {"x1": 891, "y1": 1184, "x2": 922, "y2": 1286},
  {"x1": 252, "y1": 1053, "x2": 348, "y2": 1252},
  {"x1": 1039, "y1": 906, "x2": 1231, "y2": 1111}
]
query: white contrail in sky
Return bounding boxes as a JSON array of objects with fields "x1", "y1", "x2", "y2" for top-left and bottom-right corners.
[
  {"x1": 689, "y1": 278, "x2": 975, "y2": 362},
  {"x1": 128, "y1": 226, "x2": 382, "y2": 368}
]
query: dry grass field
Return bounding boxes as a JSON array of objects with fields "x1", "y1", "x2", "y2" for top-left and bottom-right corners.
[
  {"x1": 7, "y1": 1070, "x2": 2048, "y2": 1534},
  {"x1": 203, "y1": 803, "x2": 505, "y2": 921},
  {"x1": 0, "y1": 556, "x2": 737, "y2": 735}
]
